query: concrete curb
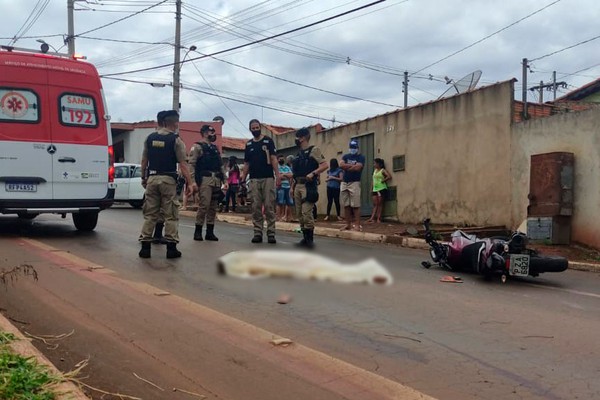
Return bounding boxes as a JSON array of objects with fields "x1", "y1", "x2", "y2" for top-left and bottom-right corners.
[
  {"x1": 201, "y1": 212, "x2": 600, "y2": 272},
  {"x1": 0, "y1": 313, "x2": 89, "y2": 399}
]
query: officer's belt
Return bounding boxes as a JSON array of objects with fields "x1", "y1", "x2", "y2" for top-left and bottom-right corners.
[
  {"x1": 199, "y1": 170, "x2": 222, "y2": 178},
  {"x1": 148, "y1": 170, "x2": 177, "y2": 179},
  {"x1": 294, "y1": 177, "x2": 309, "y2": 184}
]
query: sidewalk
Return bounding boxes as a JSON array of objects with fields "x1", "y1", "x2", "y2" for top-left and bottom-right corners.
[{"x1": 182, "y1": 210, "x2": 600, "y2": 274}]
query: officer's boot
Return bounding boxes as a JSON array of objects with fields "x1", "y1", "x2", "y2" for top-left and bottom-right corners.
[
  {"x1": 193, "y1": 225, "x2": 203, "y2": 241},
  {"x1": 152, "y1": 222, "x2": 165, "y2": 244},
  {"x1": 295, "y1": 229, "x2": 308, "y2": 248},
  {"x1": 166, "y1": 242, "x2": 182, "y2": 259},
  {"x1": 205, "y1": 224, "x2": 219, "y2": 241},
  {"x1": 138, "y1": 241, "x2": 151, "y2": 258},
  {"x1": 306, "y1": 229, "x2": 315, "y2": 249}
]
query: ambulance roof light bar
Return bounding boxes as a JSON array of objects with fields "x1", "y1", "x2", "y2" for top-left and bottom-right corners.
[{"x1": 1, "y1": 45, "x2": 74, "y2": 59}]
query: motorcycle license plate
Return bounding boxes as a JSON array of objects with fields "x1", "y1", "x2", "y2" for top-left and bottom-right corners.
[{"x1": 509, "y1": 254, "x2": 530, "y2": 276}]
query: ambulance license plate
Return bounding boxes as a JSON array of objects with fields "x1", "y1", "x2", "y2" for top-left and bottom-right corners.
[{"x1": 5, "y1": 183, "x2": 37, "y2": 192}]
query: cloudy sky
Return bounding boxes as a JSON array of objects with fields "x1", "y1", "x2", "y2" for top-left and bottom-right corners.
[{"x1": 2, "y1": 0, "x2": 599, "y2": 137}]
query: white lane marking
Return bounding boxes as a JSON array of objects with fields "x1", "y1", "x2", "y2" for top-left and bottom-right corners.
[{"x1": 527, "y1": 283, "x2": 600, "y2": 299}]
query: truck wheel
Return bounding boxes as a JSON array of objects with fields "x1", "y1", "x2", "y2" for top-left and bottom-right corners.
[{"x1": 73, "y1": 212, "x2": 99, "y2": 231}]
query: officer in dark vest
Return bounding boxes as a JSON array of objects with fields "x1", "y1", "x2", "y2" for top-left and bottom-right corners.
[
  {"x1": 292, "y1": 127, "x2": 328, "y2": 248},
  {"x1": 151, "y1": 110, "x2": 168, "y2": 245},
  {"x1": 139, "y1": 110, "x2": 195, "y2": 258},
  {"x1": 189, "y1": 124, "x2": 224, "y2": 241}
]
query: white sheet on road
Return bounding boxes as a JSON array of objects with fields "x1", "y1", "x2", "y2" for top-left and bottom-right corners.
[{"x1": 218, "y1": 250, "x2": 393, "y2": 285}]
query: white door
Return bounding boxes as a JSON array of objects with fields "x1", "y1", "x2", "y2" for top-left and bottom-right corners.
[{"x1": 50, "y1": 91, "x2": 109, "y2": 200}]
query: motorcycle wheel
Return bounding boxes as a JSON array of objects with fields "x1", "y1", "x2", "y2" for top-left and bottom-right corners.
[{"x1": 529, "y1": 255, "x2": 569, "y2": 274}]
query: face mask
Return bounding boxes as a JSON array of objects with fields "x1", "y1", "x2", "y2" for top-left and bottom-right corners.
[
  {"x1": 207, "y1": 134, "x2": 216, "y2": 142},
  {"x1": 349, "y1": 148, "x2": 358, "y2": 155},
  {"x1": 251, "y1": 129, "x2": 261, "y2": 138},
  {"x1": 294, "y1": 138, "x2": 302, "y2": 146},
  {"x1": 278, "y1": 160, "x2": 284, "y2": 165}
]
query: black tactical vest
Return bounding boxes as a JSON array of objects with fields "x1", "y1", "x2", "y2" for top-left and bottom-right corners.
[
  {"x1": 194, "y1": 142, "x2": 222, "y2": 179},
  {"x1": 292, "y1": 146, "x2": 319, "y2": 178},
  {"x1": 146, "y1": 132, "x2": 178, "y2": 178}
]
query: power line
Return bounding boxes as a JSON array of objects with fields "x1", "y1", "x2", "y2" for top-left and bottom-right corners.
[
  {"x1": 187, "y1": 60, "x2": 247, "y2": 130},
  {"x1": 75, "y1": 0, "x2": 170, "y2": 37},
  {"x1": 197, "y1": 51, "x2": 401, "y2": 108},
  {"x1": 412, "y1": 0, "x2": 562, "y2": 76},
  {"x1": 102, "y1": 76, "x2": 348, "y2": 123},
  {"x1": 8, "y1": 0, "x2": 51, "y2": 46},
  {"x1": 530, "y1": 33, "x2": 600, "y2": 62},
  {"x1": 100, "y1": 0, "x2": 386, "y2": 77}
]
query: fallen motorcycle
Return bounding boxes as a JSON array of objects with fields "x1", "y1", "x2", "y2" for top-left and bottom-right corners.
[{"x1": 421, "y1": 218, "x2": 568, "y2": 283}]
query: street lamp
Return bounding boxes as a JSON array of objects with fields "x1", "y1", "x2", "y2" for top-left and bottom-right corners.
[
  {"x1": 36, "y1": 39, "x2": 59, "y2": 53},
  {"x1": 172, "y1": 44, "x2": 197, "y2": 111}
]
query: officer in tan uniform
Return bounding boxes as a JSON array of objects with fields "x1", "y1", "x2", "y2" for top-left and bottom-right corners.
[
  {"x1": 139, "y1": 110, "x2": 195, "y2": 258},
  {"x1": 189, "y1": 124, "x2": 224, "y2": 241},
  {"x1": 291, "y1": 127, "x2": 328, "y2": 248}
]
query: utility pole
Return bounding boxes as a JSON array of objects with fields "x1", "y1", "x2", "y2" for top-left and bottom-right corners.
[
  {"x1": 67, "y1": 0, "x2": 75, "y2": 56},
  {"x1": 403, "y1": 71, "x2": 408, "y2": 108},
  {"x1": 522, "y1": 58, "x2": 528, "y2": 119},
  {"x1": 172, "y1": 0, "x2": 182, "y2": 111},
  {"x1": 552, "y1": 71, "x2": 557, "y2": 101},
  {"x1": 529, "y1": 79, "x2": 567, "y2": 104}
]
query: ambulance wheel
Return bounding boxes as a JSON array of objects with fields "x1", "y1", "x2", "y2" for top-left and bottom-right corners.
[
  {"x1": 17, "y1": 213, "x2": 38, "y2": 220},
  {"x1": 73, "y1": 212, "x2": 98, "y2": 232}
]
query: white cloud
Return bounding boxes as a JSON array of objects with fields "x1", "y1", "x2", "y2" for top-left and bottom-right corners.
[{"x1": 2, "y1": 0, "x2": 599, "y2": 138}]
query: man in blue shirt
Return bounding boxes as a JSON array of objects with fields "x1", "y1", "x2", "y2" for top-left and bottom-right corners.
[{"x1": 340, "y1": 139, "x2": 365, "y2": 231}]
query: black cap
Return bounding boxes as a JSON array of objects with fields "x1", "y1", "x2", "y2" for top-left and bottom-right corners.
[
  {"x1": 156, "y1": 111, "x2": 167, "y2": 123},
  {"x1": 296, "y1": 127, "x2": 310, "y2": 137},
  {"x1": 162, "y1": 109, "x2": 179, "y2": 120},
  {"x1": 200, "y1": 124, "x2": 215, "y2": 134}
]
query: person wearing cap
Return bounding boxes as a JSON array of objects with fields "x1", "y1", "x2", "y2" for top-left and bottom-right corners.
[
  {"x1": 291, "y1": 127, "x2": 328, "y2": 248},
  {"x1": 241, "y1": 119, "x2": 281, "y2": 244},
  {"x1": 138, "y1": 110, "x2": 195, "y2": 259},
  {"x1": 340, "y1": 139, "x2": 365, "y2": 231},
  {"x1": 189, "y1": 124, "x2": 224, "y2": 241}
]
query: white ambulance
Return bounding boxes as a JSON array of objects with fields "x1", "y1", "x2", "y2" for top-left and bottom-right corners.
[{"x1": 0, "y1": 47, "x2": 115, "y2": 231}]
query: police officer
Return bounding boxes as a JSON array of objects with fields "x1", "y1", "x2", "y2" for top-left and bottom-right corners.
[
  {"x1": 151, "y1": 110, "x2": 168, "y2": 245},
  {"x1": 241, "y1": 119, "x2": 281, "y2": 244},
  {"x1": 189, "y1": 124, "x2": 224, "y2": 241},
  {"x1": 139, "y1": 110, "x2": 195, "y2": 258},
  {"x1": 292, "y1": 127, "x2": 328, "y2": 248}
]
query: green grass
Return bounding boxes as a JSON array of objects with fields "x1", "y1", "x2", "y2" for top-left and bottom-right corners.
[{"x1": 0, "y1": 331, "x2": 58, "y2": 400}]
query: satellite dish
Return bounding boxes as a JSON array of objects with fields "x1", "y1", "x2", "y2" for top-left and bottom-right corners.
[
  {"x1": 212, "y1": 115, "x2": 225, "y2": 125},
  {"x1": 438, "y1": 70, "x2": 482, "y2": 99}
]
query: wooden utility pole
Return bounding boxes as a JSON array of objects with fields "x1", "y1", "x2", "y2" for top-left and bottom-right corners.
[{"x1": 172, "y1": 0, "x2": 182, "y2": 111}]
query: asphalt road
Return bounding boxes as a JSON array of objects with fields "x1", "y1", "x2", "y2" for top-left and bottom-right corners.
[{"x1": 0, "y1": 206, "x2": 599, "y2": 400}]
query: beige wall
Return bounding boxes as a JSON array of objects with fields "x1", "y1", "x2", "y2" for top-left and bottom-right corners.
[
  {"x1": 285, "y1": 81, "x2": 516, "y2": 226},
  {"x1": 511, "y1": 107, "x2": 600, "y2": 247}
]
